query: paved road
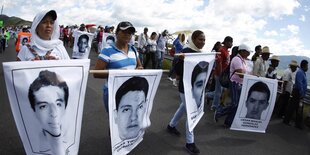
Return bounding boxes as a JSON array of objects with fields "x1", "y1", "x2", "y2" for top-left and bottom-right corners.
[{"x1": 0, "y1": 40, "x2": 309, "y2": 155}]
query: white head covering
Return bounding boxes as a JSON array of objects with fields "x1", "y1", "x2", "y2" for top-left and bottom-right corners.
[
  {"x1": 30, "y1": 10, "x2": 63, "y2": 51},
  {"x1": 183, "y1": 34, "x2": 202, "y2": 52}
]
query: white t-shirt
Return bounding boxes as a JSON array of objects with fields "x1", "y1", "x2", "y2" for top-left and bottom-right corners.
[
  {"x1": 282, "y1": 68, "x2": 295, "y2": 93},
  {"x1": 17, "y1": 45, "x2": 70, "y2": 61}
]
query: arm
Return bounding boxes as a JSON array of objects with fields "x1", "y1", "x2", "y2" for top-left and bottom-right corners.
[
  {"x1": 93, "y1": 59, "x2": 108, "y2": 78},
  {"x1": 295, "y1": 71, "x2": 305, "y2": 98},
  {"x1": 252, "y1": 60, "x2": 260, "y2": 76},
  {"x1": 136, "y1": 56, "x2": 143, "y2": 69}
]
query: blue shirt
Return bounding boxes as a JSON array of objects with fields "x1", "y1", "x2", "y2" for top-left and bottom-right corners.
[
  {"x1": 294, "y1": 68, "x2": 307, "y2": 97},
  {"x1": 173, "y1": 37, "x2": 184, "y2": 53}
]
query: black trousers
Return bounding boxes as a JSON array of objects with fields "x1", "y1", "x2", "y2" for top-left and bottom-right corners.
[
  {"x1": 283, "y1": 89, "x2": 303, "y2": 127},
  {"x1": 277, "y1": 91, "x2": 291, "y2": 117},
  {"x1": 143, "y1": 52, "x2": 156, "y2": 69}
]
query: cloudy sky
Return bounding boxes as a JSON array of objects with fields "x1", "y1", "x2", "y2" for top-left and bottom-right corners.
[{"x1": 2, "y1": 0, "x2": 310, "y2": 56}]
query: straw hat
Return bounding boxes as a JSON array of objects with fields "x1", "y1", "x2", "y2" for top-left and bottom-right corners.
[
  {"x1": 270, "y1": 55, "x2": 280, "y2": 61},
  {"x1": 289, "y1": 60, "x2": 299, "y2": 67},
  {"x1": 261, "y1": 46, "x2": 272, "y2": 54}
]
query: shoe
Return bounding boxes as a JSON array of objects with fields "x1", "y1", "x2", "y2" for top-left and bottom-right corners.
[
  {"x1": 167, "y1": 77, "x2": 173, "y2": 81},
  {"x1": 213, "y1": 110, "x2": 218, "y2": 123},
  {"x1": 172, "y1": 79, "x2": 178, "y2": 87},
  {"x1": 185, "y1": 143, "x2": 200, "y2": 154},
  {"x1": 167, "y1": 125, "x2": 181, "y2": 136}
]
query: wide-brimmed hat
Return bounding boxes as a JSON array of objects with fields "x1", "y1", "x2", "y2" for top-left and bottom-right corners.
[
  {"x1": 270, "y1": 55, "x2": 280, "y2": 61},
  {"x1": 289, "y1": 60, "x2": 299, "y2": 67},
  {"x1": 261, "y1": 46, "x2": 272, "y2": 54}
]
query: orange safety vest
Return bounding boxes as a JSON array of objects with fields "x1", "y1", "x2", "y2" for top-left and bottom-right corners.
[{"x1": 15, "y1": 32, "x2": 31, "y2": 52}]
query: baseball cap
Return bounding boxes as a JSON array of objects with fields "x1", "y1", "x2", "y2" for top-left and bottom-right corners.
[
  {"x1": 46, "y1": 10, "x2": 57, "y2": 20},
  {"x1": 238, "y1": 44, "x2": 252, "y2": 53},
  {"x1": 117, "y1": 21, "x2": 136, "y2": 33}
]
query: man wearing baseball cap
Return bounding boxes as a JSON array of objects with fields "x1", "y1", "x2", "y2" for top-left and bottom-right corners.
[{"x1": 253, "y1": 46, "x2": 271, "y2": 77}]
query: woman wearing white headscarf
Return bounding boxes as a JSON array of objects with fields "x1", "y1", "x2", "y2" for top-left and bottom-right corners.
[{"x1": 17, "y1": 10, "x2": 70, "y2": 61}]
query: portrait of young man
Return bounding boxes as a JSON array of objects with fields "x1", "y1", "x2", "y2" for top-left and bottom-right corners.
[
  {"x1": 28, "y1": 70, "x2": 69, "y2": 155},
  {"x1": 191, "y1": 61, "x2": 209, "y2": 109},
  {"x1": 114, "y1": 76, "x2": 149, "y2": 141},
  {"x1": 245, "y1": 81, "x2": 270, "y2": 120}
]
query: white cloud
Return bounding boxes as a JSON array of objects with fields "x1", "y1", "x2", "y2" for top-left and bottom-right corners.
[
  {"x1": 299, "y1": 15, "x2": 306, "y2": 22},
  {"x1": 3, "y1": 0, "x2": 309, "y2": 57},
  {"x1": 264, "y1": 30, "x2": 278, "y2": 37}
]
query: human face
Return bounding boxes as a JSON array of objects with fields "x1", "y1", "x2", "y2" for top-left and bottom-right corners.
[
  {"x1": 192, "y1": 33, "x2": 205, "y2": 49},
  {"x1": 192, "y1": 72, "x2": 207, "y2": 108},
  {"x1": 115, "y1": 91, "x2": 146, "y2": 140},
  {"x1": 78, "y1": 38, "x2": 88, "y2": 53},
  {"x1": 116, "y1": 29, "x2": 133, "y2": 44},
  {"x1": 36, "y1": 15, "x2": 54, "y2": 40},
  {"x1": 33, "y1": 86, "x2": 66, "y2": 136},
  {"x1": 245, "y1": 91, "x2": 269, "y2": 120}
]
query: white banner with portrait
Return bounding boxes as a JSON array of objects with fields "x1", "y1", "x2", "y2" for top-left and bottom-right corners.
[
  {"x1": 3, "y1": 59, "x2": 90, "y2": 155},
  {"x1": 230, "y1": 74, "x2": 278, "y2": 133},
  {"x1": 72, "y1": 31, "x2": 94, "y2": 59},
  {"x1": 108, "y1": 69, "x2": 162, "y2": 155},
  {"x1": 183, "y1": 53, "x2": 215, "y2": 132},
  {"x1": 101, "y1": 33, "x2": 116, "y2": 49}
]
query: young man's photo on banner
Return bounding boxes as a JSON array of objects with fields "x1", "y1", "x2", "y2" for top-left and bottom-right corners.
[
  {"x1": 230, "y1": 74, "x2": 278, "y2": 133},
  {"x1": 3, "y1": 60, "x2": 90, "y2": 155},
  {"x1": 72, "y1": 31, "x2": 94, "y2": 59},
  {"x1": 108, "y1": 70, "x2": 162, "y2": 155}
]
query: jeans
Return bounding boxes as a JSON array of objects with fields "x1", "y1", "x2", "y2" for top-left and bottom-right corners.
[
  {"x1": 169, "y1": 93, "x2": 194, "y2": 143},
  {"x1": 168, "y1": 56, "x2": 179, "y2": 77},
  {"x1": 211, "y1": 76, "x2": 222, "y2": 110},
  {"x1": 224, "y1": 81, "x2": 242, "y2": 126},
  {"x1": 156, "y1": 50, "x2": 165, "y2": 69},
  {"x1": 103, "y1": 86, "x2": 109, "y2": 112}
]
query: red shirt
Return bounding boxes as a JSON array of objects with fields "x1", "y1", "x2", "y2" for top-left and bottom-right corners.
[{"x1": 214, "y1": 47, "x2": 230, "y2": 76}]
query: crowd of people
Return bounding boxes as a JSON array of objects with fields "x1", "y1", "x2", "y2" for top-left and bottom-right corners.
[{"x1": 1, "y1": 9, "x2": 309, "y2": 155}]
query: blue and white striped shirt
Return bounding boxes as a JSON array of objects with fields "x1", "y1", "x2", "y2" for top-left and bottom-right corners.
[{"x1": 98, "y1": 44, "x2": 137, "y2": 70}]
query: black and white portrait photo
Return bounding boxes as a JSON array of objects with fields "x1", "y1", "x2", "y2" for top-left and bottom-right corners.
[
  {"x1": 72, "y1": 31, "x2": 94, "y2": 59},
  {"x1": 108, "y1": 70, "x2": 162, "y2": 155},
  {"x1": 20, "y1": 36, "x2": 30, "y2": 47},
  {"x1": 101, "y1": 33, "x2": 116, "y2": 49},
  {"x1": 183, "y1": 53, "x2": 215, "y2": 132},
  {"x1": 230, "y1": 74, "x2": 278, "y2": 133},
  {"x1": 3, "y1": 60, "x2": 90, "y2": 155}
]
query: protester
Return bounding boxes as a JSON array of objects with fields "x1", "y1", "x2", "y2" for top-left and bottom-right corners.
[
  {"x1": 156, "y1": 30, "x2": 169, "y2": 69},
  {"x1": 211, "y1": 36, "x2": 233, "y2": 111},
  {"x1": 138, "y1": 27, "x2": 149, "y2": 65},
  {"x1": 214, "y1": 44, "x2": 252, "y2": 127},
  {"x1": 17, "y1": 10, "x2": 70, "y2": 61},
  {"x1": 266, "y1": 55, "x2": 280, "y2": 79},
  {"x1": 253, "y1": 46, "x2": 271, "y2": 77},
  {"x1": 251, "y1": 45, "x2": 262, "y2": 62},
  {"x1": 93, "y1": 21, "x2": 143, "y2": 112},
  {"x1": 15, "y1": 27, "x2": 31, "y2": 53},
  {"x1": 277, "y1": 60, "x2": 298, "y2": 118},
  {"x1": 167, "y1": 30, "x2": 205, "y2": 155},
  {"x1": 283, "y1": 60, "x2": 308, "y2": 129},
  {"x1": 168, "y1": 33, "x2": 186, "y2": 86},
  {"x1": 96, "y1": 26, "x2": 104, "y2": 53},
  {"x1": 143, "y1": 32, "x2": 157, "y2": 69}
]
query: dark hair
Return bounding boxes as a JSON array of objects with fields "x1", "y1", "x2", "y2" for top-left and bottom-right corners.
[
  {"x1": 22, "y1": 37, "x2": 28, "y2": 42},
  {"x1": 28, "y1": 70, "x2": 69, "y2": 111},
  {"x1": 78, "y1": 34, "x2": 89, "y2": 45},
  {"x1": 247, "y1": 81, "x2": 270, "y2": 104},
  {"x1": 191, "y1": 61, "x2": 209, "y2": 87},
  {"x1": 212, "y1": 41, "x2": 221, "y2": 52},
  {"x1": 300, "y1": 60, "x2": 308, "y2": 68},
  {"x1": 151, "y1": 32, "x2": 157, "y2": 37},
  {"x1": 255, "y1": 45, "x2": 262, "y2": 52},
  {"x1": 231, "y1": 46, "x2": 239, "y2": 60},
  {"x1": 106, "y1": 35, "x2": 115, "y2": 42},
  {"x1": 115, "y1": 77, "x2": 149, "y2": 111},
  {"x1": 191, "y1": 30, "x2": 204, "y2": 41}
]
